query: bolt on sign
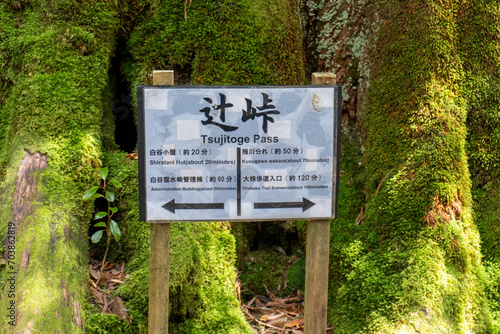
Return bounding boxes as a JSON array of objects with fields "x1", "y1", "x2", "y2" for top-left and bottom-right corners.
[{"x1": 137, "y1": 86, "x2": 341, "y2": 222}]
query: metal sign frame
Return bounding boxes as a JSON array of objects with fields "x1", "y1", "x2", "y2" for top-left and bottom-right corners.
[{"x1": 137, "y1": 85, "x2": 341, "y2": 222}]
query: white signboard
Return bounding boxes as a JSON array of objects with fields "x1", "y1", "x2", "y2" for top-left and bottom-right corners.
[{"x1": 138, "y1": 86, "x2": 340, "y2": 222}]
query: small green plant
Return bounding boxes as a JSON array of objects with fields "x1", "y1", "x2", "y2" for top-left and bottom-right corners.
[{"x1": 83, "y1": 167, "x2": 122, "y2": 283}]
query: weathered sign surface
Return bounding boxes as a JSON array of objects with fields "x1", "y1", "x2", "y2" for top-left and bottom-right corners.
[{"x1": 138, "y1": 86, "x2": 341, "y2": 221}]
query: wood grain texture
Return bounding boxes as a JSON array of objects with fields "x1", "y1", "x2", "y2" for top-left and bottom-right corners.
[
  {"x1": 148, "y1": 222, "x2": 171, "y2": 333},
  {"x1": 303, "y1": 72, "x2": 335, "y2": 334},
  {"x1": 311, "y1": 72, "x2": 336, "y2": 85},
  {"x1": 152, "y1": 70, "x2": 174, "y2": 86},
  {"x1": 148, "y1": 70, "x2": 174, "y2": 333},
  {"x1": 304, "y1": 219, "x2": 330, "y2": 334}
]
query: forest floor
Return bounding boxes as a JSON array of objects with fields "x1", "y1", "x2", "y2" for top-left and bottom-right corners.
[
  {"x1": 87, "y1": 256, "x2": 334, "y2": 333},
  {"x1": 237, "y1": 278, "x2": 334, "y2": 334},
  {"x1": 88, "y1": 259, "x2": 129, "y2": 322}
]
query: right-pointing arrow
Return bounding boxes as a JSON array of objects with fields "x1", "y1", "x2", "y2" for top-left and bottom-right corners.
[{"x1": 254, "y1": 197, "x2": 316, "y2": 212}]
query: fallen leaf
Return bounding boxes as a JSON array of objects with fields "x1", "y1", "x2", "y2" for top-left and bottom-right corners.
[
  {"x1": 267, "y1": 316, "x2": 287, "y2": 328},
  {"x1": 108, "y1": 296, "x2": 129, "y2": 321},
  {"x1": 89, "y1": 265, "x2": 100, "y2": 280},
  {"x1": 266, "y1": 301, "x2": 293, "y2": 309},
  {"x1": 285, "y1": 318, "x2": 303, "y2": 328},
  {"x1": 261, "y1": 313, "x2": 286, "y2": 322}
]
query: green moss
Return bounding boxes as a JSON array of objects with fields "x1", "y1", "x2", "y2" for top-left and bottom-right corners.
[
  {"x1": 0, "y1": 4, "x2": 21, "y2": 159},
  {"x1": 115, "y1": 221, "x2": 252, "y2": 333},
  {"x1": 84, "y1": 298, "x2": 148, "y2": 334},
  {"x1": 238, "y1": 249, "x2": 301, "y2": 298},
  {"x1": 98, "y1": 152, "x2": 253, "y2": 333},
  {"x1": 325, "y1": 0, "x2": 492, "y2": 332},
  {"x1": 327, "y1": 121, "x2": 368, "y2": 325},
  {"x1": 0, "y1": 144, "x2": 97, "y2": 333},
  {"x1": 460, "y1": 0, "x2": 500, "y2": 330},
  {"x1": 0, "y1": 1, "x2": 120, "y2": 332},
  {"x1": 0, "y1": 0, "x2": 306, "y2": 332},
  {"x1": 123, "y1": 0, "x2": 305, "y2": 113},
  {"x1": 230, "y1": 218, "x2": 307, "y2": 300}
]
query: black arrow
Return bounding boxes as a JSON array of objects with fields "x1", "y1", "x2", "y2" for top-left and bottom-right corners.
[
  {"x1": 254, "y1": 197, "x2": 315, "y2": 212},
  {"x1": 162, "y1": 199, "x2": 224, "y2": 214}
]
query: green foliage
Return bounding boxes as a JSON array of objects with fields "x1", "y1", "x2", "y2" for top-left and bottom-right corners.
[
  {"x1": 83, "y1": 166, "x2": 122, "y2": 288},
  {"x1": 83, "y1": 167, "x2": 122, "y2": 244}
]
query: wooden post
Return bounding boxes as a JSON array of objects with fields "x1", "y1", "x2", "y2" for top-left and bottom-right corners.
[
  {"x1": 153, "y1": 70, "x2": 174, "y2": 86},
  {"x1": 148, "y1": 70, "x2": 174, "y2": 334},
  {"x1": 303, "y1": 72, "x2": 336, "y2": 334}
]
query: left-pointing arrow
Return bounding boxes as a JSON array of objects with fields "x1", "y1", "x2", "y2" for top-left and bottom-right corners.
[{"x1": 162, "y1": 199, "x2": 224, "y2": 214}]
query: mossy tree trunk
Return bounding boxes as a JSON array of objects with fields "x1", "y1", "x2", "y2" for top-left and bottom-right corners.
[
  {"x1": 461, "y1": 0, "x2": 500, "y2": 324},
  {"x1": 0, "y1": 1, "x2": 119, "y2": 332},
  {"x1": 305, "y1": 0, "x2": 497, "y2": 332},
  {"x1": 2, "y1": 0, "x2": 306, "y2": 333},
  {"x1": 112, "y1": 1, "x2": 306, "y2": 332},
  {"x1": 5, "y1": 0, "x2": 495, "y2": 332},
  {"x1": 353, "y1": 1, "x2": 489, "y2": 331}
]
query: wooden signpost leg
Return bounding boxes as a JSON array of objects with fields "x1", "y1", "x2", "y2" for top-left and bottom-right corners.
[
  {"x1": 304, "y1": 219, "x2": 331, "y2": 334},
  {"x1": 149, "y1": 221, "x2": 170, "y2": 333},
  {"x1": 304, "y1": 72, "x2": 336, "y2": 334},
  {"x1": 148, "y1": 70, "x2": 174, "y2": 334}
]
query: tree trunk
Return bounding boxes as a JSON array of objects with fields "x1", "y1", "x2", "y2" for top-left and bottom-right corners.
[
  {"x1": 306, "y1": 0, "x2": 494, "y2": 332},
  {"x1": 461, "y1": 0, "x2": 500, "y2": 324},
  {"x1": 2, "y1": 0, "x2": 298, "y2": 332},
  {"x1": 0, "y1": 1, "x2": 119, "y2": 332},
  {"x1": 115, "y1": 0, "x2": 306, "y2": 332}
]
